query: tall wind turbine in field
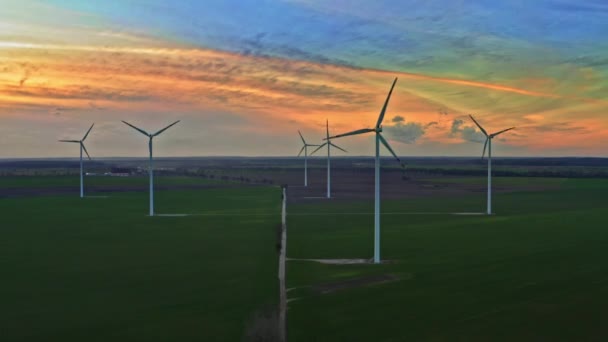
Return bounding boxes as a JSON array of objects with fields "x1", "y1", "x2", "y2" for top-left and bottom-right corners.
[
  {"x1": 326, "y1": 78, "x2": 403, "y2": 264},
  {"x1": 297, "y1": 130, "x2": 320, "y2": 187},
  {"x1": 122, "y1": 120, "x2": 180, "y2": 216},
  {"x1": 311, "y1": 120, "x2": 347, "y2": 199},
  {"x1": 59, "y1": 123, "x2": 94, "y2": 198},
  {"x1": 468, "y1": 115, "x2": 515, "y2": 215}
]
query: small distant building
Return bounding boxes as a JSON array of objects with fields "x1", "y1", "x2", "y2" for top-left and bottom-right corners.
[{"x1": 106, "y1": 167, "x2": 132, "y2": 177}]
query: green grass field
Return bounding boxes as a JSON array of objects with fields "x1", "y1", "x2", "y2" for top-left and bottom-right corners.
[
  {"x1": 286, "y1": 178, "x2": 608, "y2": 341},
  {"x1": 1, "y1": 182, "x2": 281, "y2": 341},
  {"x1": 418, "y1": 176, "x2": 567, "y2": 187},
  {"x1": 3, "y1": 176, "x2": 607, "y2": 341}
]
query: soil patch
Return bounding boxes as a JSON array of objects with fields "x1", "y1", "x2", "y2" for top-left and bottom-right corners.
[{"x1": 278, "y1": 169, "x2": 561, "y2": 204}]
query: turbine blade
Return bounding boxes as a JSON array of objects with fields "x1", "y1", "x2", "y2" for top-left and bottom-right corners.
[
  {"x1": 330, "y1": 142, "x2": 347, "y2": 153},
  {"x1": 325, "y1": 128, "x2": 375, "y2": 140},
  {"x1": 58, "y1": 140, "x2": 80, "y2": 143},
  {"x1": 310, "y1": 143, "x2": 327, "y2": 155},
  {"x1": 298, "y1": 130, "x2": 306, "y2": 144},
  {"x1": 326, "y1": 119, "x2": 329, "y2": 139},
  {"x1": 481, "y1": 137, "x2": 488, "y2": 159},
  {"x1": 491, "y1": 127, "x2": 515, "y2": 137},
  {"x1": 81, "y1": 143, "x2": 91, "y2": 160},
  {"x1": 122, "y1": 121, "x2": 150, "y2": 136},
  {"x1": 153, "y1": 120, "x2": 180, "y2": 136},
  {"x1": 379, "y1": 134, "x2": 401, "y2": 164},
  {"x1": 82, "y1": 123, "x2": 94, "y2": 141},
  {"x1": 297, "y1": 146, "x2": 305, "y2": 157},
  {"x1": 468, "y1": 115, "x2": 488, "y2": 136},
  {"x1": 376, "y1": 77, "x2": 398, "y2": 128}
]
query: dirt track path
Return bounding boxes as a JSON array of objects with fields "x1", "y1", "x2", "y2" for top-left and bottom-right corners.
[{"x1": 278, "y1": 187, "x2": 287, "y2": 342}]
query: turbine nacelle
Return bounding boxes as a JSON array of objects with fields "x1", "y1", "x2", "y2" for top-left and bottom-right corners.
[
  {"x1": 469, "y1": 114, "x2": 515, "y2": 160},
  {"x1": 122, "y1": 120, "x2": 180, "y2": 139},
  {"x1": 325, "y1": 77, "x2": 400, "y2": 166},
  {"x1": 297, "y1": 130, "x2": 321, "y2": 157},
  {"x1": 311, "y1": 120, "x2": 347, "y2": 155},
  {"x1": 58, "y1": 123, "x2": 94, "y2": 160}
]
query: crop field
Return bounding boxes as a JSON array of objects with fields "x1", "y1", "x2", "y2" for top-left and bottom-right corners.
[
  {"x1": 1, "y1": 178, "x2": 281, "y2": 341},
  {"x1": 2, "y1": 172, "x2": 607, "y2": 341},
  {"x1": 285, "y1": 178, "x2": 608, "y2": 341}
]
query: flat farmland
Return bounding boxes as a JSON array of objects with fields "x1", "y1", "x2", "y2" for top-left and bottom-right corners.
[
  {"x1": 0, "y1": 179, "x2": 281, "y2": 341},
  {"x1": 286, "y1": 178, "x2": 608, "y2": 341}
]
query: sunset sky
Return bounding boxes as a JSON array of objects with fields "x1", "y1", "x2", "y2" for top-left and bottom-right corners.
[{"x1": 1, "y1": 0, "x2": 607, "y2": 157}]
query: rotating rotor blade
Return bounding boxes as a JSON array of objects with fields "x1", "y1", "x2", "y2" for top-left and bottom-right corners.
[
  {"x1": 81, "y1": 143, "x2": 91, "y2": 160},
  {"x1": 379, "y1": 134, "x2": 402, "y2": 165},
  {"x1": 481, "y1": 137, "x2": 488, "y2": 160},
  {"x1": 58, "y1": 140, "x2": 80, "y2": 143},
  {"x1": 326, "y1": 119, "x2": 329, "y2": 139},
  {"x1": 330, "y1": 142, "x2": 347, "y2": 153},
  {"x1": 468, "y1": 115, "x2": 488, "y2": 136},
  {"x1": 310, "y1": 143, "x2": 328, "y2": 155},
  {"x1": 122, "y1": 121, "x2": 150, "y2": 136},
  {"x1": 297, "y1": 145, "x2": 305, "y2": 157},
  {"x1": 376, "y1": 77, "x2": 398, "y2": 128},
  {"x1": 298, "y1": 130, "x2": 306, "y2": 144},
  {"x1": 325, "y1": 128, "x2": 375, "y2": 140},
  {"x1": 82, "y1": 123, "x2": 94, "y2": 141},
  {"x1": 491, "y1": 127, "x2": 515, "y2": 138},
  {"x1": 153, "y1": 120, "x2": 180, "y2": 136}
]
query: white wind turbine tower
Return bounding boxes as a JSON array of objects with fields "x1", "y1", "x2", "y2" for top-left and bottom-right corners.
[
  {"x1": 469, "y1": 115, "x2": 515, "y2": 215},
  {"x1": 59, "y1": 123, "x2": 94, "y2": 198},
  {"x1": 122, "y1": 120, "x2": 180, "y2": 216},
  {"x1": 311, "y1": 119, "x2": 347, "y2": 199},
  {"x1": 297, "y1": 130, "x2": 320, "y2": 187},
  {"x1": 326, "y1": 78, "x2": 403, "y2": 264}
]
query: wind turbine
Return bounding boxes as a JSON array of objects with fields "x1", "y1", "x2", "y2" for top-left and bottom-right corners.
[
  {"x1": 59, "y1": 123, "x2": 94, "y2": 198},
  {"x1": 326, "y1": 78, "x2": 403, "y2": 264},
  {"x1": 311, "y1": 119, "x2": 347, "y2": 199},
  {"x1": 122, "y1": 120, "x2": 180, "y2": 216},
  {"x1": 297, "y1": 131, "x2": 320, "y2": 187},
  {"x1": 468, "y1": 115, "x2": 515, "y2": 215}
]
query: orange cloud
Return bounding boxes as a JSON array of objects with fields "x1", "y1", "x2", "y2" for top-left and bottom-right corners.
[{"x1": 1, "y1": 39, "x2": 607, "y2": 156}]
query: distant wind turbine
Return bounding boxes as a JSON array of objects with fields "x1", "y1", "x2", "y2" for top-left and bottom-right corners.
[
  {"x1": 469, "y1": 115, "x2": 515, "y2": 215},
  {"x1": 59, "y1": 123, "x2": 94, "y2": 198},
  {"x1": 311, "y1": 119, "x2": 347, "y2": 199},
  {"x1": 326, "y1": 78, "x2": 403, "y2": 264},
  {"x1": 297, "y1": 130, "x2": 320, "y2": 187},
  {"x1": 122, "y1": 120, "x2": 180, "y2": 216}
]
